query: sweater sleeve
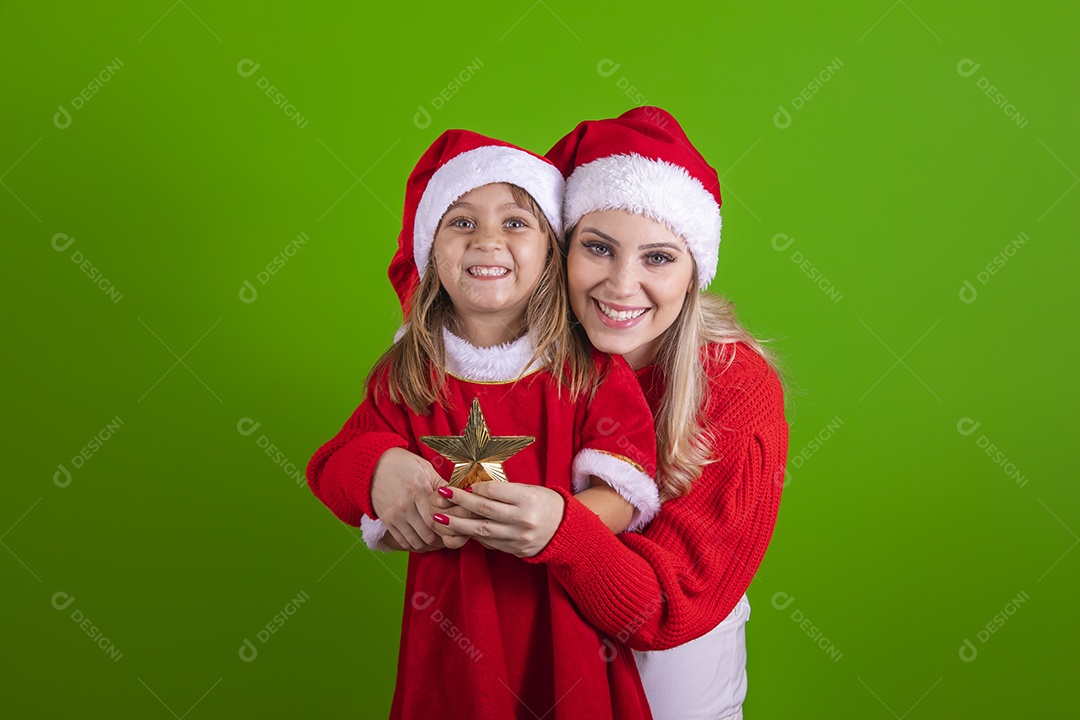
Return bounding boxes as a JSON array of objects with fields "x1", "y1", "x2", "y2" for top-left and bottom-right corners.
[
  {"x1": 305, "y1": 380, "x2": 410, "y2": 529},
  {"x1": 527, "y1": 343, "x2": 788, "y2": 651},
  {"x1": 571, "y1": 352, "x2": 660, "y2": 531}
]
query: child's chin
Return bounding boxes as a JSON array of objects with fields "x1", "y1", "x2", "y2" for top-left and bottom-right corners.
[{"x1": 468, "y1": 298, "x2": 514, "y2": 313}]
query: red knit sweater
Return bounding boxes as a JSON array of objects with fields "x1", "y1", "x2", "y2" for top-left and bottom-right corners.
[{"x1": 525, "y1": 341, "x2": 788, "y2": 650}]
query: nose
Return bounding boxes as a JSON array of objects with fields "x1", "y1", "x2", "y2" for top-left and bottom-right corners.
[
  {"x1": 604, "y1": 258, "x2": 640, "y2": 298},
  {"x1": 469, "y1": 224, "x2": 506, "y2": 252}
]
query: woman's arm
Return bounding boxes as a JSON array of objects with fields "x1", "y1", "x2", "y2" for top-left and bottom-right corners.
[
  {"x1": 533, "y1": 417, "x2": 785, "y2": 651},
  {"x1": 434, "y1": 346, "x2": 787, "y2": 649},
  {"x1": 306, "y1": 395, "x2": 406, "y2": 527},
  {"x1": 306, "y1": 388, "x2": 464, "y2": 552}
]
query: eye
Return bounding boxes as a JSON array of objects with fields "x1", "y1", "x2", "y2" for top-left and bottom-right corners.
[
  {"x1": 645, "y1": 252, "x2": 675, "y2": 266},
  {"x1": 505, "y1": 217, "x2": 529, "y2": 229},
  {"x1": 447, "y1": 216, "x2": 474, "y2": 229},
  {"x1": 581, "y1": 239, "x2": 612, "y2": 257}
]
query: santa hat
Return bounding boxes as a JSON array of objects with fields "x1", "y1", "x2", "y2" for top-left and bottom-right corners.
[
  {"x1": 388, "y1": 130, "x2": 565, "y2": 314},
  {"x1": 545, "y1": 107, "x2": 722, "y2": 289}
]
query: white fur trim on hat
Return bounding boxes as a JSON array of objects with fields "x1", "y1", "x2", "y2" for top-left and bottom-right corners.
[
  {"x1": 414, "y1": 145, "x2": 565, "y2": 278},
  {"x1": 441, "y1": 328, "x2": 544, "y2": 382},
  {"x1": 571, "y1": 448, "x2": 661, "y2": 532},
  {"x1": 564, "y1": 153, "x2": 722, "y2": 288}
]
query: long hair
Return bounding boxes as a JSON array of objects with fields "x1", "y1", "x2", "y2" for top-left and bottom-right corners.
[
  {"x1": 370, "y1": 184, "x2": 595, "y2": 414},
  {"x1": 650, "y1": 271, "x2": 778, "y2": 500}
]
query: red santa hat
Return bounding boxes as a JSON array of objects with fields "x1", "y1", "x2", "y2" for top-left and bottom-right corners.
[
  {"x1": 388, "y1": 130, "x2": 565, "y2": 314},
  {"x1": 545, "y1": 106, "x2": 722, "y2": 289}
]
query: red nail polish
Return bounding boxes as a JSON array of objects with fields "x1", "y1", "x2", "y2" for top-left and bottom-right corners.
[
  {"x1": 464, "y1": 486, "x2": 473, "y2": 493},
  {"x1": 437, "y1": 487, "x2": 453, "y2": 499},
  {"x1": 433, "y1": 513, "x2": 449, "y2": 526}
]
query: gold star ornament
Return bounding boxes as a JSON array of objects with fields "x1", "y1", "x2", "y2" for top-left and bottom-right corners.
[{"x1": 420, "y1": 398, "x2": 535, "y2": 489}]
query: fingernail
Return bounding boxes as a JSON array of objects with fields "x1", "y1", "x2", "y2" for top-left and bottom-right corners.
[
  {"x1": 437, "y1": 487, "x2": 453, "y2": 499},
  {"x1": 464, "y1": 486, "x2": 473, "y2": 493},
  {"x1": 433, "y1": 514, "x2": 449, "y2": 526}
]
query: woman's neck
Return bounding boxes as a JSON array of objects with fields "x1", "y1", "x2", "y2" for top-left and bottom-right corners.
[{"x1": 622, "y1": 339, "x2": 661, "y2": 371}]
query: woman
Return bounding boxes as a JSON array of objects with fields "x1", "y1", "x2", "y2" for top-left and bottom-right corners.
[{"x1": 332, "y1": 107, "x2": 787, "y2": 719}]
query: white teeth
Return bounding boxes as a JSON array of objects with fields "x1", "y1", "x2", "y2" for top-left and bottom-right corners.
[
  {"x1": 468, "y1": 266, "x2": 509, "y2": 277},
  {"x1": 597, "y1": 300, "x2": 647, "y2": 322}
]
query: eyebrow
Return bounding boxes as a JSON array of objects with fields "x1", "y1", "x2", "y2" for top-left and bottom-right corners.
[
  {"x1": 580, "y1": 226, "x2": 684, "y2": 252},
  {"x1": 447, "y1": 201, "x2": 535, "y2": 215}
]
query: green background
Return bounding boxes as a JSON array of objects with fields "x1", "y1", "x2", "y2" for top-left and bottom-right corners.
[{"x1": 2, "y1": 1, "x2": 1076, "y2": 717}]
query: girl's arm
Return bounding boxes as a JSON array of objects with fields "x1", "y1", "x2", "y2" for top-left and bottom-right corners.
[
  {"x1": 565, "y1": 351, "x2": 661, "y2": 533},
  {"x1": 574, "y1": 478, "x2": 634, "y2": 533}
]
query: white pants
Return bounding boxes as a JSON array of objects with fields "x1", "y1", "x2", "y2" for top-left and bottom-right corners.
[{"x1": 633, "y1": 594, "x2": 750, "y2": 720}]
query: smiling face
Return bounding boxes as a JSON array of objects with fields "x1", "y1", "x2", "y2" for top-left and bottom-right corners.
[
  {"x1": 567, "y1": 209, "x2": 696, "y2": 370},
  {"x1": 431, "y1": 182, "x2": 549, "y2": 346}
]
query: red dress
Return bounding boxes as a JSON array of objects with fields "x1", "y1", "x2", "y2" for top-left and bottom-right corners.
[{"x1": 307, "y1": 330, "x2": 659, "y2": 720}]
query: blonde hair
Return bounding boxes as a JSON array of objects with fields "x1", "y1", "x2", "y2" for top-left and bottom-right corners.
[
  {"x1": 650, "y1": 283, "x2": 777, "y2": 500},
  {"x1": 371, "y1": 184, "x2": 595, "y2": 414}
]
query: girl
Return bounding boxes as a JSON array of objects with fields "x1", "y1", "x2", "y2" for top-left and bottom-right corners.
[
  {"x1": 430, "y1": 108, "x2": 789, "y2": 720},
  {"x1": 306, "y1": 129, "x2": 661, "y2": 719}
]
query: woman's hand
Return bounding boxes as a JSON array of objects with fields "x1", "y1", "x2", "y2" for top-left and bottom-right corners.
[
  {"x1": 370, "y1": 448, "x2": 469, "y2": 552},
  {"x1": 431, "y1": 482, "x2": 566, "y2": 558}
]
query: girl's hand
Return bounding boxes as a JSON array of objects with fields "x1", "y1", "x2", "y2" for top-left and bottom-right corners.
[
  {"x1": 426, "y1": 487, "x2": 481, "y2": 550},
  {"x1": 431, "y1": 482, "x2": 566, "y2": 558},
  {"x1": 379, "y1": 524, "x2": 467, "y2": 552},
  {"x1": 370, "y1": 448, "x2": 465, "y2": 552}
]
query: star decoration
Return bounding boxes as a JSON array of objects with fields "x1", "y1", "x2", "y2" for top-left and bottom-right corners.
[{"x1": 420, "y1": 397, "x2": 534, "y2": 488}]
